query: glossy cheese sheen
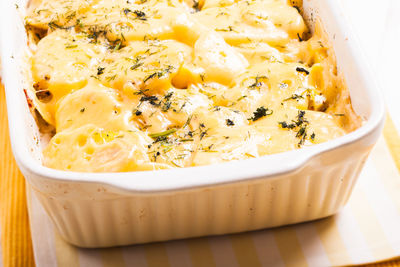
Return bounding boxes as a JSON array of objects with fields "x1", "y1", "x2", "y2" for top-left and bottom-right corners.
[{"x1": 25, "y1": 0, "x2": 361, "y2": 172}]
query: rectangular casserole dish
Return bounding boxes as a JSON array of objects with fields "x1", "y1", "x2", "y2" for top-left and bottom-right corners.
[{"x1": 0, "y1": 0, "x2": 385, "y2": 248}]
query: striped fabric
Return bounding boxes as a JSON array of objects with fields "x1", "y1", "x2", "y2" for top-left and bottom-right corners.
[
  {"x1": 1, "y1": 0, "x2": 400, "y2": 266},
  {"x1": 0, "y1": 87, "x2": 35, "y2": 267}
]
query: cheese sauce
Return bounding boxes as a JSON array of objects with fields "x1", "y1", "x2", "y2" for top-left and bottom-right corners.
[{"x1": 25, "y1": 0, "x2": 362, "y2": 172}]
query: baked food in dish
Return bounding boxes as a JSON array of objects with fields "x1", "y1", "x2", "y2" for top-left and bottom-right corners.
[{"x1": 24, "y1": 0, "x2": 361, "y2": 172}]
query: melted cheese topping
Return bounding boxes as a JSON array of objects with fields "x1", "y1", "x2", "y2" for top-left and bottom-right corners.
[{"x1": 25, "y1": 0, "x2": 361, "y2": 172}]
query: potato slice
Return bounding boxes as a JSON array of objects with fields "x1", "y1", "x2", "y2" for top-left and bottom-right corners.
[
  {"x1": 43, "y1": 124, "x2": 170, "y2": 172},
  {"x1": 98, "y1": 39, "x2": 192, "y2": 94},
  {"x1": 194, "y1": 31, "x2": 248, "y2": 86},
  {"x1": 55, "y1": 80, "x2": 135, "y2": 132},
  {"x1": 32, "y1": 30, "x2": 101, "y2": 124},
  {"x1": 196, "y1": 0, "x2": 306, "y2": 46},
  {"x1": 25, "y1": 0, "x2": 93, "y2": 30}
]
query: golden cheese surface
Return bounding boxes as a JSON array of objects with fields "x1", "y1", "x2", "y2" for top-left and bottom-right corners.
[{"x1": 25, "y1": 0, "x2": 361, "y2": 172}]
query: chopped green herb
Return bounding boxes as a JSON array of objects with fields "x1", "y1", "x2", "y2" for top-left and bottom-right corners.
[
  {"x1": 283, "y1": 94, "x2": 304, "y2": 101},
  {"x1": 278, "y1": 121, "x2": 296, "y2": 129},
  {"x1": 105, "y1": 74, "x2": 117, "y2": 82},
  {"x1": 164, "y1": 91, "x2": 174, "y2": 100},
  {"x1": 123, "y1": 8, "x2": 147, "y2": 20},
  {"x1": 249, "y1": 106, "x2": 273, "y2": 121},
  {"x1": 216, "y1": 26, "x2": 235, "y2": 32},
  {"x1": 123, "y1": 8, "x2": 131, "y2": 15},
  {"x1": 183, "y1": 115, "x2": 193, "y2": 128},
  {"x1": 65, "y1": 44, "x2": 78, "y2": 49},
  {"x1": 48, "y1": 21, "x2": 73, "y2": 30},
  {"x1": 193, "y1": 0, "x2": 200, "y2": 11},
  {"x1": 180, "y1": 138, "x2": 194, "y2": 142},
  {"x1": 97, "y1": 67, "x2": 105, "y2": 75},
  {"x1": 200, "y1": 129, "x2": 208, "y2": 140},
  {"x1": 143, "y1": 66, "x2": 173, "y2": 83},
  {"x1": 226, "y1": 119, "x2": 235, "y2": 126},
  {"x1": 279, "y1": 83, "x2": 289, "y2": 89},
  {"x1": 112, "y1": 40, "x2": 122, "y2": 51},
  {"x1": 149, "y1": 128, "x2": 177, "y2": 138},
  {"x1": 130, "y1": 59, "x2": 143, "y2": 70},
  {"x1": 162, "y1": 98, "x2": 174, "y2": 111},
  {"x1": 237, "y1": 95, "x2": 247, "y2": 101},
  {"x1": 140, "y1": 95, "x2": 159, "y2": 106},
  {"x1": 295, "y1": 110, "x2": 308, "y2": 126},
  {"x1": 278, "y1": 110, "x2": 312, "y2": 147},
  {"x1": 133, "y1": 10, "x2": 147, "y2": 20},
  {"x1": 297, "y1": 33, "x2": 303, "y2": 42},
  {"x1": 161, "y1": 101, "x2": 171, "y2": 112},
  {"x1": 296, "y1": 67, "x2": 310, "y2": 75},
  {"x1": 75, "y1": 18, "x2": 84, "y2": 29},
  {"x1": 249, "y1": 75, "x2": 268, "y2": 89},
  {"x1": 296, "y1": 126, "x2": 307, "y2": 145}
]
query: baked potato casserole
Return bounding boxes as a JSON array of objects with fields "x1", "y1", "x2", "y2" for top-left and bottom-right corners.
[{"x1": 24, "y1": 0, "x2": 361, "y2": 172}]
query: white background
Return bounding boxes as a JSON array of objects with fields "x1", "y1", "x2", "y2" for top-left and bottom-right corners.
[{"x1": 340, "y1": 0, "x2": 400, "y2": 130}]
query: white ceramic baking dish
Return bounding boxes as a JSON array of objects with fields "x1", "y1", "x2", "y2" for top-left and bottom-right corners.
[{"x1": 0, "y1": 0, "x2": 385, "y2": 248}]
